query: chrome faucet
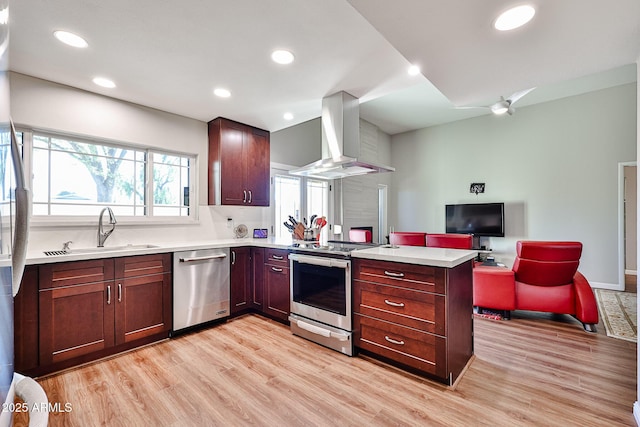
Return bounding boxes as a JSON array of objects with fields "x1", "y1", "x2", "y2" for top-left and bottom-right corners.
[{"x1": 98, "y1": 207, "x2": 117, "y2": 247}]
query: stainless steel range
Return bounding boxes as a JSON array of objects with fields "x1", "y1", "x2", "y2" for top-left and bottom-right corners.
[{"x1": 289, "y1": 241, "x2": 377, "y2": 356}]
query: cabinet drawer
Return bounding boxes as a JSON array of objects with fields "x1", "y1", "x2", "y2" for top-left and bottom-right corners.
[
  {"x1": 265, "y1": 248, "x2": 289, "y2": 266},
  {"x1": 353, "y1": 258, "x2": 446, "y2": 294},
  {"x1": 39, "y1": 259, "x2": 114, "y2": 290},
  {"x1": 116, "y1": 253, "x2": 171, "y2": 278},
  {"x1": 354, "y1": 314, "x2": 446, "y2": 378},
  {"x1": 354, "y1": 281, "x2": 445, "y2": 335}
]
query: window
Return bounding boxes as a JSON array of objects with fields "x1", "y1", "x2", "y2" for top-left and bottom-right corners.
[
  {"x1": 273, "y1": 174, "x2": 301, "y2": 239},
  {"x1": 272, "y1": 170, "x2": 330, "y2": 242},
  {"x1": 23, "y1": 130, "x2": 195, "y2": 219}
]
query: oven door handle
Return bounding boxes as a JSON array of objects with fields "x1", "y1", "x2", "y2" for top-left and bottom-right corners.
[
  {"x1": 291, "y1": 318, "x2": 349, "y2": 342},
  {"x1": 289, "y1": 253, "x2": 350, "y2": 269}
]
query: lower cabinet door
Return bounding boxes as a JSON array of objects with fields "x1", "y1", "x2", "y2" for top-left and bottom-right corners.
[
  {"x1": 39, "y1": 281, "x2": 115, "y2": 365},
  {"x1": 115, "y1": 272, "x2": 172, "y2": 345},
  {"x1": 230, "y1": 247, "x2": 252, "y2": 315},
  {"x1": 263, "y1": 264, "x2": 290, "y2": 321}
]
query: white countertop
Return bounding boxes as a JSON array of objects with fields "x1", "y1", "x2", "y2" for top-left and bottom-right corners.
[
  {"x1": 23, "y1": 237, "x2": 294, "y2": 265},
  {"x1": 350, "y1": 245, "x2": 477, "y2": 268},
  {"x1": 15, "y1": 238, "x2": 476, "y2": 268}
]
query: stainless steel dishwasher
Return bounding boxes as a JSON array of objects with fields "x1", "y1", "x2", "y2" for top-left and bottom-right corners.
[{"x1": 173, "y1": 248, "x2": 230, "y2": 332}]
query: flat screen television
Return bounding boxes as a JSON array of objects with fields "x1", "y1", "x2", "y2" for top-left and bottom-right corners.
[{"x1": 445, "y1": 202, "x2": 505, "y2": 237}]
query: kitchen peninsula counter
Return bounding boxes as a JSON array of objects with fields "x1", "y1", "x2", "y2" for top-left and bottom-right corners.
[
  {"x1": 350, "y1": 245, "x2": 475, "y2": 386},
  {"x1": 351, "y1": 245, "x2": 477, "y2": 268}
]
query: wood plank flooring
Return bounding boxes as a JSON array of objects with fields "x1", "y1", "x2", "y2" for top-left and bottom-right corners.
[{"x1": 14, "y1": 312, "x2": 637, "y2": 426}]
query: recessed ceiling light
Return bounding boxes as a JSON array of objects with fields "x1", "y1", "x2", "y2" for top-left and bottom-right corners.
[
  {"x1": 271, "y1": 50, "x2": 295, "y2": 65},
  {"x1": 283, "y1": 112, "x2": 294, "y2": 121},
  {"x1": 54, "y1": 30, "x2": 88, "y2": 48},
  {"x1": 408, "y1": 65, "x2": 421, "y2": 76},
  {"x1": 214, "y1": 88, "x2": 231, "y2": 98},
  {"x1": 494, "y1": 5, "x2": 536, "y2": 31},
  {"x1": 92, "y1": 77, "x2": 115, "y2": 88}
]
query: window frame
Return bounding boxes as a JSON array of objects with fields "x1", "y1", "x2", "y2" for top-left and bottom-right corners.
[
  {"x1": 271, "y1": 164, "x2": 332, "y2": 243},
  {"x1": 19, "y1": 128, "x2": 199, "y2": 227}
]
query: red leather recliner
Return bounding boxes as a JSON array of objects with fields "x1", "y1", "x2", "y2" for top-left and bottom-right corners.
[
  {"x1": 473, "y1": 241, "x2": 599, "y2": 332},
  {"x1": 426, "y1": 233, "x2": 473, "y2": 249},
  {"x1": 389, "y1": 232, "x2": 426, "y2": 246}
]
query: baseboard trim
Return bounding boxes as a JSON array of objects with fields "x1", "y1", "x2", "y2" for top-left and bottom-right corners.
[
  {"x1": 626, "y1": 269, "x2": 638, "y2": 276},
  {"x1": 591, "y1": 281, "x2": 625, "y2": 291},
  {"x1": 633, "y1": 401, "x2": 640, "y2": 426}
]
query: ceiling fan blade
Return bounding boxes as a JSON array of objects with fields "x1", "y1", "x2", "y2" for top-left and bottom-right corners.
[
  {"x1": 506, "y1": 87, "x2": 535, "y2": 105},
  {"x1": 454, "y1": 106, "x2": 490, "y2": 110}
]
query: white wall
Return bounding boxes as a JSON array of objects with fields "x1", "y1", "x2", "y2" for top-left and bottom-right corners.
[
  {"x1": 10, "y1": 73, "x2": 209, "y2": 203},
  {"x1": 390, "y1": 82, "x2": 637, "y2": 287},
  {"x1": 9, "y1": 73, "x2": 269, "y2": 251},
  {"x1": 341, "y1": 120, "x2": 392, "y2": 243},
  {"x1": 270, "y1": 117, "x2": 321, "y2": 166}
]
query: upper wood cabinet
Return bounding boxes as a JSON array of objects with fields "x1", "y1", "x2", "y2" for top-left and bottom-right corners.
[{"x1": 208, "y1": 117, "x2": 270, "y2": 206}]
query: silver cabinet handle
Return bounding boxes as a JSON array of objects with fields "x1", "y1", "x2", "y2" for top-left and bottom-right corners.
[
  {"x1": 118, "y1": 283, "x2": 122, "y2": 303},
  {"x1": 248, "y1": 190, "x2": 252, "y2": 204},
  {"x1": 384, "y1": 336, "x2": 405, "y2": 346},
  {"x1": 272, "y1": 255, "x2": 284, "y2": 260},
  {"x1": 243, "y1": 190, "x2": 247, "y2": 203},
  {"x1": 107, "y1": 285, "x2": 111, "y2": 305},
  {"x1": 384, "y1": 299, "x2": 405, "y2": 308},
  {"x1": 384, "y1": 270, "x2": 405, "y2": 278},
  {"x1": 271, "y1": 267, "x2": 283, "y2": 272}
]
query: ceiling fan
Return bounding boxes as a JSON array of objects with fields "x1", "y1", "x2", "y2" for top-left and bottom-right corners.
[{"x1": 458, "y1": 87, "x2": 536, "y2": 116}]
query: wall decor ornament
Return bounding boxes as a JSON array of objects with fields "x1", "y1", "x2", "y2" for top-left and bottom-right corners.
[{"x1": 470, "y1": 183, "x2": 485, "y2": 195}]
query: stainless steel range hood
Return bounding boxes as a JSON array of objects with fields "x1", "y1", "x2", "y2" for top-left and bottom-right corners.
[{"x1": 290, "y1": 91, "x2": 395, "y2": 179}]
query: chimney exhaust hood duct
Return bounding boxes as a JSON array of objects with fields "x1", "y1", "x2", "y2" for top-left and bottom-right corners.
[{"x1": 290, "y1": 91, "x2": 395, "y2": 179}]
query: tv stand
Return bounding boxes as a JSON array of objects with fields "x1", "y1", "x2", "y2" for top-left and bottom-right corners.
[{"x1": 472, "y1": 236, "x2": 491, "y2": 251}]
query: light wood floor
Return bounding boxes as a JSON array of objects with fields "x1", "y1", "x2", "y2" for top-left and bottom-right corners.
[{"x1": 14, "y1": 312, "x2": 637, "y2": 427}]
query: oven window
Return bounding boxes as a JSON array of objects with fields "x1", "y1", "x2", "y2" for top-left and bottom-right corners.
[{"x1": 292, "y1": 261, "x2": 346, "y2": 315}]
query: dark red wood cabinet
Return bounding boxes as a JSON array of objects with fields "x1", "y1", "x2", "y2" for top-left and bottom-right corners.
[
  {"x1": 230, "y1": 247, "x2": 252, "y2": 315},
  {"x1": 229, "y1": 247, "x2": 289, "y2": 323},
  {"x1": 16, "y1": 254, "x2": 172, "y2": 376},
  {"x1": 251, "y1": 247, "x2": 265, "y2": 310},
  {"x1": 208, "y1": 117, "x2": 270, "y2": 206},
  {"x1": 262, "y1": 248, "x2": 290, "y2": 322},
  {"x1": 13, "y1": 266, "x2": 40, "y2": 373},
  {"x1": 353, "y1": 257, "x2": 473, "y2": 385},
  {"x1": 114, "y1": 254, "x2": 172, "y2": 345},
  {"x1": 38, "y1": 259, "x2": 116, "y2": 367}
]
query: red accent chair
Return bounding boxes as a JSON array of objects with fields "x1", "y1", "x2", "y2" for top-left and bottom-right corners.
[
  {"x1": 349, "y1": 229, "x2": 372, "y2": 243},
  {"x1": 426, "y1": 233, "x2": 473, "y2": 249},
  {"x1": 389, "y1": 232, "x2": 426, "y2": 246},
  {"x1": 473, "y1": 241, "x2": 599, "y2": 332}
]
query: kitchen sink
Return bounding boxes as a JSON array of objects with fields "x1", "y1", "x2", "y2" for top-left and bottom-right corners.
[{"x1": 43, "y1": 244, "x2": 160, "y2": 256}]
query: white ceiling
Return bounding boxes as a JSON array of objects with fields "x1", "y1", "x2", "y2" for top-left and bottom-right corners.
[{"x1": 9, "y1": 0, "x2": 640, "y2": 136}]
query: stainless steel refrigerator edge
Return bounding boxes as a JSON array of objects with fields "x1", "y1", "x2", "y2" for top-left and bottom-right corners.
[
  {"x1": 0, "y1": 2, "x2": 48, "y2": 425},
  {"x1": 172, "y1": 248, "x2": 230, "y2": 332}
]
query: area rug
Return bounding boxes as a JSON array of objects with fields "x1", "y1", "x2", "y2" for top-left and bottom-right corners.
[
  {"x1": 595, "y1": 289, "x2": 637, "y2": 343},
  {"x1": 473, "y1": 310, "x2": 503, "y2": 321}
]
